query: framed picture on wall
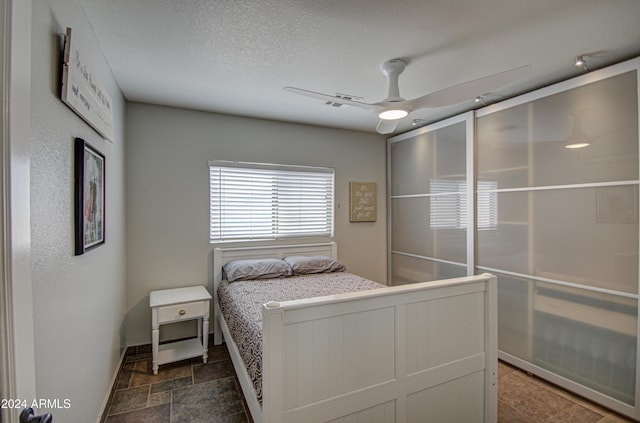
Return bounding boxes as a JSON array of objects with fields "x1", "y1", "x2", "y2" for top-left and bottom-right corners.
[
  {"x1": 74, "y1": 137, "x2": 105, "y2": 255},
  {"x1": 349, "y1": 181, "x2": 377, "y2": 222}
]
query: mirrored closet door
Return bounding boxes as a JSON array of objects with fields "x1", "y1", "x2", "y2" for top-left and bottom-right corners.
[
  {"x1": 387, "y1": 113, "x2": 474, "y2": 284},
  {"x1": 476, "y1": 61, "x2": 638, "y2": 417},
  {"x1": 387, "y1": 58, "x2": 639, "y2": 420}
]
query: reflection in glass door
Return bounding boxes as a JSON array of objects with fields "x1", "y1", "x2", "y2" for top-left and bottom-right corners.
[
  {"x1": 387, "y1": 58, "x2": 640, "y2": 420},
  {"x1": 476, "y1": 63, "x2": 639, "y2": 415},
  {"x1": 388, "y1": 113, "x2": 474, "y2": 284}
]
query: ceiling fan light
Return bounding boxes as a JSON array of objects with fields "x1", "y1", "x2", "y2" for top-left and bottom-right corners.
[
  {"x1": 378, "y1": 109, "x2": 408, "y2": 120},
  {"x1": 564, "y1": 142, "x2": 590, "y2": 149}
]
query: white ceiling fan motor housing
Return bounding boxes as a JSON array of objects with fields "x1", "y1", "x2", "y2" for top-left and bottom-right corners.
[{"x1": 380, "y1": 59, "x2": 407, "y2": 102}]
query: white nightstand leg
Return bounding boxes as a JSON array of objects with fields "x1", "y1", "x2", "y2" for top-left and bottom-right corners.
[
  {"x1": 202, "y1": 316, "x2": 209, "y2": 364},
  {"x1": 152, "y1": 325, "x2": 160, "y2": 375}
]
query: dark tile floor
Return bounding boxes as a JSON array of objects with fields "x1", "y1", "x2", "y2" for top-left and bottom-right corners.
[
  {"x1": 102, "y1": 341, "x2": 637, "y2": 422},
  {"x1": 102, "y1": 341, "x2": 253, "y2": 423}
]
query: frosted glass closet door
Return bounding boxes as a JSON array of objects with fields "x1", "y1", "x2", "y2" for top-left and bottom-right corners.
[
  {"x1": 389, "y1": 116, "x2": 471, "y2": 285},
  {"x1": 476, "y1": 67, "x2": 639, "y2": 409}
]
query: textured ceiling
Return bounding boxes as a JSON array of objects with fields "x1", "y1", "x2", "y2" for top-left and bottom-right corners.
[{"x1": 79, "y1": 0, "x2": 640, "y2": 135}]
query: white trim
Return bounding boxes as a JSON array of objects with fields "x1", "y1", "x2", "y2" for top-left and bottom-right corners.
[
  {"x1": 1, "y1": 2, "x2": 35, "y2": 423},
  {"x1": 386, "y1": 136, "x2": 393, "y2": 284},
  {"x1": 635, "y1": 59, "x2": 640, "y2": 418},
  {"x1": 476, "y1": 265, "x2": 638, "y2": 300},
  {"x1": 391, "y1": 191, "x2": 461, "y2": 199},
  {"x1": 0, "y1": 0, "x2": 11, "y2": 420},
  {"x1": 209, "y1": 160, "x2": 334, "y2": 174},
  {"x1": 477, "y1": 57, "x2": 640, "y2": 118},
  {"x1": 484, "y1": 275, "x2": 498, "y2": 420},
  {"x1": 387, "y1": 112, "x2": 469, "y2": 143},
  {"x1": 466, "y1": 111, "x2": 475, "y2": 275},
  {"x1": 479, "y1": 180, "x2": 639, "y2": 194},
  {"x1": 391, "y1": 250, "x2": 467, "y2": 269},
  {"x1": 96, "y1": 349, "x2": 128, "y2": 423}
]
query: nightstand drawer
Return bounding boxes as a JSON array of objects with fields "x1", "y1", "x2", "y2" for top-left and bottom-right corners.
[{"x1": 157, "y1": 301, "x2": 206, "y2": 323}]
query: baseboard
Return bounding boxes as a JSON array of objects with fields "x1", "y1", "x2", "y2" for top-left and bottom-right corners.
[{"x1": 96, "y1": 348, "x2": 128, "y2": 423}]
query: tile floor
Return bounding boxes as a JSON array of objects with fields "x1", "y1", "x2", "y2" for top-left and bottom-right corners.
[
  {"x1": 498, "y1": 362, "x2": 635, "y2": 423},
  {"x1": 102, "y1": 341, "x2": 252, "y2": 423},
  {"x1": 102, "y1": 341, "x2": 637, "y2": 422}
]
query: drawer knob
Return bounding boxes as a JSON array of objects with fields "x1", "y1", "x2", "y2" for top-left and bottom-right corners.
[{"x1": 178, "y1": 309, "x2": 186, "y2": 316}]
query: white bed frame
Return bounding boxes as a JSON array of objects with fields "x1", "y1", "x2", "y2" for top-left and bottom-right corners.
[{"x1": 210, "y1": 242, "x2": 498, "y2": 423}]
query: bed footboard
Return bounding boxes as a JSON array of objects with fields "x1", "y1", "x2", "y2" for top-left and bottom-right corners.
[{"x1": 262, "y1": 273, "x2": 497, "y2": 423}]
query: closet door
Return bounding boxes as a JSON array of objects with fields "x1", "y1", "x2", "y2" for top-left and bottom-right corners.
[
  {"x1": 476, "y1": 60, "x2": 639, "y2": 418},
  {"x1": 388, "y1": 113, "x2": 473, "y2": 285}
]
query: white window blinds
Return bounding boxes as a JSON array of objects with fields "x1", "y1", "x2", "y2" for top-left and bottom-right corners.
[
  {"x1": 209, "y1": 161, "x2": 335, "y2": 242},
  {"x1": 476, "y1": 182, "x2": 498, "y2": 230},
  {"x1": 429, "y1": 179, "x2": 497, "y2": 230}
]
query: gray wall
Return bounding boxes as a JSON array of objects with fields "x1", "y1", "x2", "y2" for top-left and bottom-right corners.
[
  {"x1": 31, "y1": 0, "x2": 127, "y2": 421},
  {"x1": 125, "y1": 103, "x2": 387, "y2": 345}
]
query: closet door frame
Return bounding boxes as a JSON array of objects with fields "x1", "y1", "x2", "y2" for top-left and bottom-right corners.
[
  {"x1": 386, "y1": 111, "x2": 475, "y2": 284},
  {"x1": 475, "y1": 57, "x2": 640, "y2": 420},
  {"x1": 387, "y1": 57, "x2": 639, "y2": 420},
  {"x1": 0, "y1": 2, "x2": 36, "y2": 423}
]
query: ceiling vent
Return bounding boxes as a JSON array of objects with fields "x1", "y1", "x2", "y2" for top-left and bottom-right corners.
[{"x1": 324, "y1": 93, "x2": 363, "y2": 108}]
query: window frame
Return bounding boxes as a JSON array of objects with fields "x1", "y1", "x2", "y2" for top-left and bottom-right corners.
[{"x1": 209, "y1": 160, "x2": 335, "y2": 242}]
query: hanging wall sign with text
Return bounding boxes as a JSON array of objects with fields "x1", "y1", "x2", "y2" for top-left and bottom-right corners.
[
  {"x1": 349, "y1": 182, "x2": 377, "y2": 222},
  {"x1": 61, "y1": 27, "x2": 114, "y2": 141}
]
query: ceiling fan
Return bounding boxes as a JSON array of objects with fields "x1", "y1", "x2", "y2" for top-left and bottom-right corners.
[{"x1": 284, "y1": 59, "x2": 530, "y2": 134}]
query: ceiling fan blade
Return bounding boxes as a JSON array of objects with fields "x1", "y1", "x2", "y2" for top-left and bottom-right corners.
[
  {"x1": 376, "y1": 119, "x2": 399, "y2": 134},
  {"x1": 284, "y1": 87, "x2": 381, "y2": 113},
  {"x1": 407, "y1": 65, "x2": 531, "y2": 110}
]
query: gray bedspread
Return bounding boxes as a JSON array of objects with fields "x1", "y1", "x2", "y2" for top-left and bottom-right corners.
[{"x1": 217, "y1": 272, "x2": 383, "y2": 403}]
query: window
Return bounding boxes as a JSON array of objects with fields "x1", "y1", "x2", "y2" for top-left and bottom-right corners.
[
  {"x1": 476, "y1": 182, "x2": 499, "y2": 230},
  {"x1": 209, "y1": 161, "x2": 335, "y2": 242},
  {"x1": 429, "y1": 179, "x2": 497, "y2": 230}
]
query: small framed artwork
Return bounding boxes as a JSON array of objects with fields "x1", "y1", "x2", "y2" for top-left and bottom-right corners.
[
  {"x1": 74, "y1": 137, "x2": 105, "y2": 255},
  {"x1": 349, "y1": 182, "x2": 377, "y2": 222}
]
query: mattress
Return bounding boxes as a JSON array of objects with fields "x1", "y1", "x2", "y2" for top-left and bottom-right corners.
[{"x1": 218, "y1": 272, "x2": 383, "y2": 403}]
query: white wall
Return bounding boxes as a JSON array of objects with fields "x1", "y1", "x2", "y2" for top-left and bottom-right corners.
[
  {"x1": 125, "y1": 103, "x2": 387, "y2": 345},
  {"x1": 30, "y1": 0, "x2": 126, "y2": 421}
]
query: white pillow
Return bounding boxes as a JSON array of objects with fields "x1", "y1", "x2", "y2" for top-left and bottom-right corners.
[
  {"x1": 283, "y1": 255, "x2": 346, "y2": 275},
  {"x1": 223, "y1": 258, "x2": 292, "y2": 282}
]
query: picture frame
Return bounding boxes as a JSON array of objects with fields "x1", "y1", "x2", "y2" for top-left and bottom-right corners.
[
  {"x1": 349, "y1": 181, "x2": 377, "y2": 222},
  {"x1": 61, "y1": 28, "x2": 115, "y2": 141},
  {"x1": 74, "y1": 137, "x2": 105, "y2": 255}
]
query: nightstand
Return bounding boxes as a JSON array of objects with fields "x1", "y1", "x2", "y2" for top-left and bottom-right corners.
[{"x1": 149, "y1": 285, "x2": 212, "y2": 375}]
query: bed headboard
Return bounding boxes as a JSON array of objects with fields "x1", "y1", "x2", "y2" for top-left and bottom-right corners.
[
  {"x1": 212, "y1": 242, "x2": 337, "y2": 287},
  {"x1": 209, "y1": 242, "x2": 338, "y2": 343}
]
